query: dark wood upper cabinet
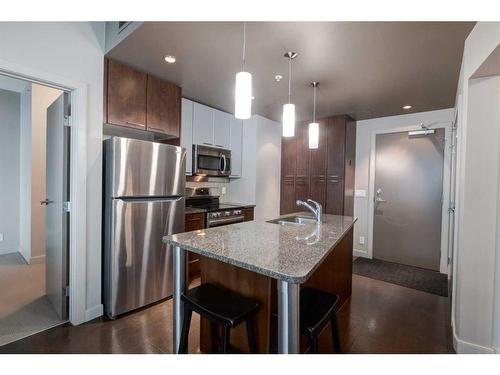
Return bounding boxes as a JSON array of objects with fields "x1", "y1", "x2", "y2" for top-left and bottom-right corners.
[
  {"x1": 106, "y1": 59, "x2": 147, "y2": 130},
  {"x1": 105, "y1": 58, "x2": 181, "y2": 137},
  {"x1": 326, "y1": 115, "x2": 347, "y2": 179},
  {"x1": 295, "y1": 122, "x2": 310, "y2": 203},
  {"x1": 280, "y1": 135, "x2": 297, "y2": 214},
  {"x1": 146, "y1": 75, "x2": 181, "y2": 137},
  {"x1": 279, "y1": 114, "x2": 356, "y2": 217},
  {"x1": 309, "y1": 118, "x2": 328, "y2": 207},
  {"x1": 343, "y1": 118, "x2": 357, "y2": 216}
]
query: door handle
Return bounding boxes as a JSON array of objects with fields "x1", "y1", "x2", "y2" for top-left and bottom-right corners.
[
  {"x1": 375, "y1": 188, "x2": 386, "y2": 203},
  {"x1": 40, "y1": 199, "x2": 54, "y2": 205}
]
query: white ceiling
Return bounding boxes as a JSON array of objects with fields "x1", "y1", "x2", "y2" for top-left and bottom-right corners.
[{"x1": 106, "y1": 22, "x2": 475, "y2": 121}]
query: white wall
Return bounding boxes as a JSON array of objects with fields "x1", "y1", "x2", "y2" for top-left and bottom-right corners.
[
  {"x1": 228, "y1": 115, "x2": 281, "y2": 221},
  {"x1": 0, "y1": 22, "x2": 105, "y2": 321},
  {"x1": 451, "y1": 22, "x2": 500, "y2": 354},
  {"x1": 0, "y1": 89, "x2": 20, "y2": 255},
  {"x1": 353, "y1": 109, "x2": 454, "y2": 258}
]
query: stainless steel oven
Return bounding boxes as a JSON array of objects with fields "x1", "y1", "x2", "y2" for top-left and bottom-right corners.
[
  {"x1": 206, "y1": 210, "x2": 245, "y2": 228},
  {"x1": 193, "y1": 144, "x2": 231, "y2": 177}
]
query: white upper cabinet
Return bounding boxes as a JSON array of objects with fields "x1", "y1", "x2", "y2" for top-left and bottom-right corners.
[
  {"x1": 192, "y1": 102, "x2": 214, "y2": 146},
  {"x1": 213, "y1": 110, "x2": 231, "y2": 149},
  {"x1": 183, "y1": 98, "x2": 244, "y2": 177},
  {"x1": 181, "y1": 98, "x2": 193, "y2": 175},
  {"x1": 230, "y1": 117, "x2": 243, "y2": 177}
]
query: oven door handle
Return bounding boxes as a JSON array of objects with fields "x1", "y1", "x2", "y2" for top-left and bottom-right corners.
[{"x1": 207, "y1": 215, "x2": 244, "y2": 227}]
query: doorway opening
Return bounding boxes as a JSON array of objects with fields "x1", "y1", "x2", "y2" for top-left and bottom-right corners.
[
  {"x1": 354, "y1": 123, "x2": 452, "y2": 297},
  {"x1": 372, "y1": 129, "x2": 445, "y2": 271},
  {"x1": 0, "y1": 73, "x2": 70, "y2": 346}
]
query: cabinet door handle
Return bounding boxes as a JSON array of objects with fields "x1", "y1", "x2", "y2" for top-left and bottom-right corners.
[
  {"x1": 202, "y1": 142, "x2": 213, "y2": 146},
  {"x1": 126, "y1": 121, "x2": 145, "y2": 127},
  {"x1": 215, "y1": 144, "x2": 224, "y2": 148}
]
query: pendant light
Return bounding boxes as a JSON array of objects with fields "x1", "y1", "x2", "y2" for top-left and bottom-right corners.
[
  {"x1": 282, "y1": 52, "x2": 297, "y2": 137},
  {"x1": 235, "y1": 22, "x2": 252, "y2": 119},
  {"x1": 308, "y1": 82, "x2": 319, "y2": 149}
]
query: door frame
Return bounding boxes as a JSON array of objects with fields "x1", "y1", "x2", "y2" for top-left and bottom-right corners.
[
  {"x1": 366, "y1": 121, "x2": 453, "y2": 274},
  {"x1": 0, "y1": 59, "x2": 88, "y2": 325}
]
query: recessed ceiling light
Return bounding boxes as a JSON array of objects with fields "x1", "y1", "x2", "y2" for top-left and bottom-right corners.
[
  {"x1": 403, "y1": 105, "x2": 412, "y2": 110},
  {"x1": 163, "y1": 55, "x2": 176, "y2": 64}
]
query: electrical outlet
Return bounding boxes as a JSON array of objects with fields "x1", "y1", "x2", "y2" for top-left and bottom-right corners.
[
  {"x1": 221, "y1": 186, "x2": 226, "y2": 195},
  {"x1": 359, "y1": 236, "x2": 365, "y2": 245},
  {"x1": 0, "y1": 233, "x2": 3, "y2": 242}
]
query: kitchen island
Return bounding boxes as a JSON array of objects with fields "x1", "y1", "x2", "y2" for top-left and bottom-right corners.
[{"x1": 163, "y1": 213, "x2": 357, "y2": 354}]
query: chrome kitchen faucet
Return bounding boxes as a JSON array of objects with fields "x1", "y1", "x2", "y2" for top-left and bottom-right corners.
[{"x1": 296, "y1": 199, "x2": 322, "y2": 223}]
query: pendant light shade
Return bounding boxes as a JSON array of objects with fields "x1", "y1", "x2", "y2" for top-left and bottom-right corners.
[
  {"x1": 283, "y1": 103, "x2": 296, "y2": 137},
  {"x1": 235, "y1": 71, "x2": 252, "y2": 119},
  {"x1": 308, "y1": 82, "x2": 320, "y2": 149},
  {"x1": 309, "y1": 122, "x2": 319, "y2": 149},
  {"x1": 235, "y1": 23, "x2": 252, "y2": 120},
  {"x1": 282, "y1": 52, "x2": 297, "y2": 137}
]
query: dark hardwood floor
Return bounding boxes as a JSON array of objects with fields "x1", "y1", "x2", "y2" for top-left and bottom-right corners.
[{"x1": 0, "y1": 274, "x2": 454, "y2": 354}]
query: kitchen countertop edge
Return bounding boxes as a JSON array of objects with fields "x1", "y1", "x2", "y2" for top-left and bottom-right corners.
[{"x1": 164, "y1": 215, "x2": 357, "y2": 283}]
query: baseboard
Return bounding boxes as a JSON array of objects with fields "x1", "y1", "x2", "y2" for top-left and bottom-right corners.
[
  {"x1": 353, "y1": 248, "x2": 370, "y2": 258},
  {"x1": 29, "y1": 254, "x2": 45, "y2": 265},
  {"x1": 451, "y1": 316, "x2": 495, "y2": 353},
  {"x1": 85, "y1": 304, "x2": 103, "y2": 322}
]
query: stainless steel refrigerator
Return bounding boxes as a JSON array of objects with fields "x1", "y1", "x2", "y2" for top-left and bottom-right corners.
[{"x1": 103, "y1": 137, "x2": 185, "y2": 318}]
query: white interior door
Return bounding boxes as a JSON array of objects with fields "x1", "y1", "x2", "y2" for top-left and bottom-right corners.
[{"x1": 44, "y1": 92, "x2": 70, "y2": 320}]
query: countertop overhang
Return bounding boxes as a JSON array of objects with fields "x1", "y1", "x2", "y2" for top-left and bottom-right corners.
[{"x1": 163, "y1": 213, "x2": 357, "y2": 283}]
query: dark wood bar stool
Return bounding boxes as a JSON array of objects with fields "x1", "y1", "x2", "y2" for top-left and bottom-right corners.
[
  {"x1": 178, "y1": 283, "x2": 260, "y2": 354},
  {"x1": 300, "y1": 287, "x2": 341, "y2": 353}
]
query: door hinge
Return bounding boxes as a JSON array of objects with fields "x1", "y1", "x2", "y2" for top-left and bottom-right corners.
[
  {"x1": 64, "y1": 115, "x2": 72, "y2": 127},
  {"x1": 63, "y1": 201, "x2": 72, "y2": 212},
  {"x1": 64, "y1": 286, "x2": 70, "y2": 297}
]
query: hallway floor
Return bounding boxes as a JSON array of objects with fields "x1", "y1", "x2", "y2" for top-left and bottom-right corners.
[
  {"x1": 0, "y1": 252, "x2": 64, "y2": 347},
  {"x1": 0, "y1": 273, "x2": 454, "y2": 353}
]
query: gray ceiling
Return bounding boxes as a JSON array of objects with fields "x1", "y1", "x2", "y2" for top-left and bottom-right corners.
[{"x1": 106, "y1": 22, "x2": 475, "y2": 122}]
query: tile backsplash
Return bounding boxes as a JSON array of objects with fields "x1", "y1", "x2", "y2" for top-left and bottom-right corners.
[{"x1": 186, "y1": 181, "x2": 230, "y2": 202}]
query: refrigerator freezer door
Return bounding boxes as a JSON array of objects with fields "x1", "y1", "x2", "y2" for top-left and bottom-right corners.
[
  {"x1": 105, "y1": 197, "x2": 185, "y2": 318},
  {"x1": 106, "y1": 137, "x2": 186, "y2": 198}
]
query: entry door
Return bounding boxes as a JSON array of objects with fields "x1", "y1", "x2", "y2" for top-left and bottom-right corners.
[
  {"x1": 45, "y1": 92, "x2": 70, "y2": 320},
  {"x1": 373, "y1": 129, "x2": 445, "y2": 271}
]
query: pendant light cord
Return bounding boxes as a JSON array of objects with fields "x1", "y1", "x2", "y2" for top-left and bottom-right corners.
[
  {"x1": 288, "y1": 57, "x2": 292, "y2": 104},
  {"x1": 242, "y1": 22, "x2": 246, "y2": 69},
  {"x1": 313, "y1": 84, "x2": 316, "y2": 123}
]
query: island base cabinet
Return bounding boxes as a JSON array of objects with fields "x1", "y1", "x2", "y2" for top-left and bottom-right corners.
[
  {"x1": 198, "y1": 228, "x2": 353, "y2": 353},
  {"x1": 199, "y1": 256, "x2": 272, "y2": 353}
]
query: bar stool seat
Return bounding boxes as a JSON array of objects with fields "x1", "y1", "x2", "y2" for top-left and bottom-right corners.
[
  {"x1": 178, "y1": 283, "x2": 260, "y2": 353},
  {"x1": 300, "y1": 287, "x2": 341, "y2": 353}
]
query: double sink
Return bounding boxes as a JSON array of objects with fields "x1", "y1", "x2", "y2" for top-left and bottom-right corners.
[{"x1": 267, "y1": 215, "x2": 318, "y2": 226}]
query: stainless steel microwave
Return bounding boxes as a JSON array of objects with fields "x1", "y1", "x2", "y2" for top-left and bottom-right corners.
[{"x1": 193, "y1": 144, "x2": 231, "y2": 177}]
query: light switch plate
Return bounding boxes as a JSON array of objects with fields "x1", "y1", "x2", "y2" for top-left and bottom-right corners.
[
  {"x1": 355, "y1": 189, "x2": 367, "y2": 197},
  {"x1": 0, "y1": 233, "x2": 3, "y2": 241},
  {"x1": 359, "y1": 236, "x2": 365, "y2": 245}
]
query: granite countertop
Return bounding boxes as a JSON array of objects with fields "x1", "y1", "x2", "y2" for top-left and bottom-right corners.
[
  {"x1": 163, "y1": 213, "x2": 357, "y2": 283},
  {"x1": 185, "y1": 207, "x2": 207, "y2": 214}
]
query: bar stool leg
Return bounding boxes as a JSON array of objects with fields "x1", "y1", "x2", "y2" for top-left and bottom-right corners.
[
  {"x1": 221, "y1": 325, "x2": 231, "y2": 353},
  {"x1": 178, "y1": 308, "x2": 192, "y2": 354},
  {"x1": 210, "y1": 321, "x2": 219, "y2": 353},
  {"x1": 245, "y1": 318, "x2": 257, "y2": 353},
  {"x1": 330, "y1": 314, "x2": 341, "y2": 353},
  {"x1": 308, "y1": 333, "x2": 319, "y2": 354}
]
